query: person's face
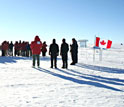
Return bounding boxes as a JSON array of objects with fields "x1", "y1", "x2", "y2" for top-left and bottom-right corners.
[{"x1": 72, "y1": 39, "x2": 74, "y2": 43}]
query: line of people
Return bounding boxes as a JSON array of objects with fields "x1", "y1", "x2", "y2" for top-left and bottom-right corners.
[
  {"x1": 31, "y1": 35, "x2": 78, "y2": 69},
  {"x1": 0, "y1": 35, "x2": 78, "y2": 69},
  {"x1": 0, "y1": 40, "x2": 47, "y2": 58},
  {"x1": 0, "y1": 41, "x2": 14, "y2": 56},
  {"x1": 0, "y1": 40, "x2": 31, "y2": 57}
]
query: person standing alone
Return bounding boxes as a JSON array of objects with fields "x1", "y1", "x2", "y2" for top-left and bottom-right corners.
[
  {"x1": 60, "y1": 39, "x2": 69, "y2": 69},
  {"x1": 49, "y1": 39, "x2": 59, "y2": 68},
  {"x1": 31, "y1": 35, "x2": 42, "y2": 68}
]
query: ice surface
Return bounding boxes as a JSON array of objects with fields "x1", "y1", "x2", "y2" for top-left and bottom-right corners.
[{"x1": 0, "y1": 45, "x2": 124, "y2": 107}]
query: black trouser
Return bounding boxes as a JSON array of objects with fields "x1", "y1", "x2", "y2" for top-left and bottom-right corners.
[
  {"x1": 2, "y1": 50, "x2": 5, "y2": 56},
  {"x1": 26, "y1": 50, "x2": 30, "y2": 57},
  {"x1": 50, "y1": 55, "x2": 57, "y2": 68},
  {"x1": 62, "y1": 54, "x2": 68, "y2": 68},
  {"x1": 14, "y1": 50, "x2": 19, "y2": 56},
  {"x1": 71, "y1": 52, "x2": 78, "y2": 64},
  {"x1": 32, "y1": 55, "x2": 40, "y2": 67},
  {"x1": 14, "y1": 50, "x2": 17, "y2": 56},
  {"x1": 42, "y1": 52, "x2": 46, "y2": 57}
]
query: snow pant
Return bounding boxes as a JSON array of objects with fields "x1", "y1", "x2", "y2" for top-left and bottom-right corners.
[
  {"x1": 2, "y1": 50, "x2": 5, "y2": 56},
  {"x1": 32, "y1": 55, "x2": 40, "y2": 67},
  {"x1": 21, "y1": 50, "x2": 26, "y2": 56},
  {"x1": 62, "y1": 54, "x2": 68, "y2": 68},
  {"x1": 4, "y1": 50, "x2": 8, "y2": 56},
  {"x1": 42, "y1": 52, "x2": 46, "y2": 57},
  {"x1": 14, "y1": 50, "x2": 19, "y2": 56},
  {"x1": 8, "y1": 49, "x2": 13, "y2": 56},
  {"x1": 26, "y1": 50, "x2": 30, "y2": 57},
  {"x1": 71, "y1": 52, "x2": 78, "y2": 64},
  {"x1": 30, "y1": 51, "x2": 32, "y2": 57},
  {"x1": 50, "y1": 55, "x2": 57, "y2": 68}
]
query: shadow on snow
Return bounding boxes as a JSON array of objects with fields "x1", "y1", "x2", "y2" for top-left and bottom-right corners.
[
  {"x1": 0, "y1": 56, "x2": 31, "y2": 64},
  {"x1": 0, "y1": 56, "x2": 61, "y2": 64},
  {"x1": 76, "y1": 63, "x2": 124, "y2": 74},
  {"x1": 34, "y1": 67, "x2": 123, "y2": 92},
  {"x1": 67, "y1": 69, "x2": 124, "y2": 84},
  {"x1": 40, "y1": 56, "x2": 61, "y2": 61}
]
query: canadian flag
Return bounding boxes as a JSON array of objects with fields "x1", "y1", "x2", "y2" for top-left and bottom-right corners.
[{"x1": 95, "y1": 37, "x2": 112, "y2": 49}]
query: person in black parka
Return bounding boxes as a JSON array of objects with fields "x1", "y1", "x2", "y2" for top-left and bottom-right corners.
[
  {"x1": 60, "y1": 38, "x2": 69, "y2": 69},
  {"x1": 70, "y1": 38, "x2": 78, "y2": 65},
  {"x1": 9, "y1": 41, "x2": 14, "y2": 56},
  {"x1": 49, "y1": 39, "x2": 59, "y2": 68}
]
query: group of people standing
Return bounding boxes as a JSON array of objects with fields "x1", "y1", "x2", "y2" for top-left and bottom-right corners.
[
  {"x1": 31, "y1": 35, "x2": 78, "y2": 69},
  {"x1": 0, "y1": 35, "x2": 78, "y2": 69},
  {"x1": 0, "y1": 41, "x2": 14, "y2": 56},
  {"x1": 0, "y1": 40, "x2": 47, "y2": 58},
  {"x1": 0, "y1": 40, "x2": 31, "y2": 57}
]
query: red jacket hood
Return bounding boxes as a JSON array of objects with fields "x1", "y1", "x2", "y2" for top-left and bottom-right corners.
[{"x1": 34, "y1": 36, "x2": 40, "y2": 41}]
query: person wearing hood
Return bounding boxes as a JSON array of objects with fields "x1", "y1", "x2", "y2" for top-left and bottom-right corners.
[
  {"x1": 9, "y1": 41, "x2": 14, "y2": 56},
  {"x1": 30, "y1": 35, "x2": 42, "y2": 68},
  {"x1": 41, "y1": 41, "x2": 47, "y2": 57},
  {"x1": 2, "y1": 41, "x2": 9, "y2": 56},
  {"x1": 49, "y1": 39, "x2": 59, "y2": 68},
  {"x1": 60, "y1": 38, "x2": 69, "y2": 69},
  {"x1": 70, "y1": 38, "x2": 78, "y2": 65}
]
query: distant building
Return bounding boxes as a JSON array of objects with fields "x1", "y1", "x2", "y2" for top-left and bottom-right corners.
[{"x1": 78, "y1": 40, "x2": 88, "y2": 47}]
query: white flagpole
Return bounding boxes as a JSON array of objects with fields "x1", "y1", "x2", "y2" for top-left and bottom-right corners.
[
  {"x1": 93, "y1": 48, "x2": 95, "y2": 62},
  {"x1": 93, "y1": 35, "x2": 96, "y2": 62}
]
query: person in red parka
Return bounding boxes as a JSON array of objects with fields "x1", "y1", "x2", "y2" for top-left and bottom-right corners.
[
  {"x1": 30, "y1": 35, "x2": 42, "y2": 67},
  {"x1": 2, "y1": 41, "x2": 9, "y2": 56},
  {"x1": 41, "y1": 41, "x2": 47, "y2": 57}
]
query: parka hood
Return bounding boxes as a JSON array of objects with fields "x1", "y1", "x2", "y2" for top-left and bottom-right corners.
[{"x1": 34, "y1": 36, "x2": 40, "y2": 41}]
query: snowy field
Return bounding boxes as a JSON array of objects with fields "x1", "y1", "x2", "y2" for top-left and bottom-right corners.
[{"x1": 0, "y1": 45, "x2": 124, "y2": 107}]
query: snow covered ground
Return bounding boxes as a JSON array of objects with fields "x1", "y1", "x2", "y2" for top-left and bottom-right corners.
[{"x1": 0, "y1": 45, "x2": 124, "y2": 107}]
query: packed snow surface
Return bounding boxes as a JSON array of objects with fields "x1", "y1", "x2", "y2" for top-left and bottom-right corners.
[{"x1": 0, "y1": 45, "x2": 124, "y2": 107}]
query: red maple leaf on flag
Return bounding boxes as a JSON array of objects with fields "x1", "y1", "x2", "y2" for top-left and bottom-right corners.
[
  {"x1": 95, "y1": 37, "x2": 112, "y2": 49},
  {"x1": 100, "y1": 40, "x2": 106, "y2": 45}
]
